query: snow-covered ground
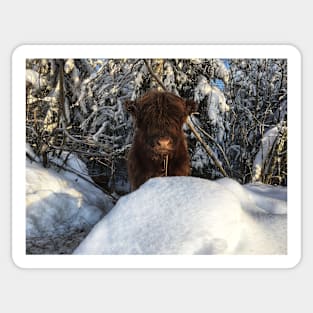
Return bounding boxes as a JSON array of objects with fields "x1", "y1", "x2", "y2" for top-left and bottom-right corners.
[
  {"x1": 26, "y1": 156, "x2": 287, "y2": 255},
  {"x1": 74, "y1": 176, "x2": 287, "y2": 255}
]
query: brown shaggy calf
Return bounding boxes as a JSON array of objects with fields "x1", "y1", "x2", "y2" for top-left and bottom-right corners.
[{"x1": 125, "y1": 90, "x2": 197, "y2": 191}]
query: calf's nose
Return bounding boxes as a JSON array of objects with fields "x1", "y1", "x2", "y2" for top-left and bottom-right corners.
[{"x1": 157, "y1": 137, "x2": 172, "y2": 149}]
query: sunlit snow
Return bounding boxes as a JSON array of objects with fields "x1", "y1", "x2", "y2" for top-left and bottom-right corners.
[{"x1": 74, "y1": 176, "x2": 287, "y2": 255}]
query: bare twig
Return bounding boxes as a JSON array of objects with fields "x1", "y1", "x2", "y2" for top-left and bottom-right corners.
[
  {"x1": 190, "y1": 114, "x2": 231, "y2": 170},
  {"x1": 143, "y1": 59, "x2": 167, "y2": 91},
  {"x1": 48, "y1": 159, "x2": 118, "y2": 202}
]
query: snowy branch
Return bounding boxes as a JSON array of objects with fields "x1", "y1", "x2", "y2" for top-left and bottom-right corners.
[{"x1": 186, "y1": 117, "x2": 228, "y2": 177}]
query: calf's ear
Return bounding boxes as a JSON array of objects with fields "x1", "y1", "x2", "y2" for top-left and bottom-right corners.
[
  {"x1": 185, "y1": 99, "x2": 198, "y2": 116},
  {"x1": 124, "y1": 100, "x2": 137, "y2": 116}
]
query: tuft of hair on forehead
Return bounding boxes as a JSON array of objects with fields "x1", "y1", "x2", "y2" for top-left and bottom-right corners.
[
  {"x1": 137, "y1": 90, "x2": 187, "y2": 117},
  {"x1": 138, "y1": 90, "x2": 185, "y2": 106},
  {"x1": 125, "y1": 90, "x2": 198, "y2": 126}
]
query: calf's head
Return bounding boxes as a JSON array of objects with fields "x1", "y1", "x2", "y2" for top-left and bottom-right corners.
[{"x1": 125, "y1": 90, "x2": 197, "y2": 160}]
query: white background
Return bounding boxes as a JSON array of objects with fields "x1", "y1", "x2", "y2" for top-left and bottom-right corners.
[{"x1": 1, "y1": 1, "x2": 311, "y2": 312}]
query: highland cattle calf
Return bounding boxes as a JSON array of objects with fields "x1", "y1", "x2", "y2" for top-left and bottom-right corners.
[{"x1": 125, "y1": 90, "x2": 197, "y2": 191}]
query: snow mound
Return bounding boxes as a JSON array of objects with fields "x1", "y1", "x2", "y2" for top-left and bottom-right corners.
[
  {"x1": 26, "y1": 159, "x2": 114, "y2": 239},
  {"x1": 74, "y1": 176, "x2": 287, "y2": 255}
]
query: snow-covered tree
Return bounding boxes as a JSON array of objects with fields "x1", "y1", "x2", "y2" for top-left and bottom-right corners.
[
  {"x1": 225, "y1": 59, "x2": 287, "y2": 184},
  {"x1": 26, "y1": 58, "x2": 288, "y2": 199},
  {"x1": 26, "y1": 59, "x2": 136, "y2": 194}
]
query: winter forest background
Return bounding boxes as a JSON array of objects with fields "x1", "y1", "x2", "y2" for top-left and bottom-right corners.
[{"x1": 26, "y1": 58, "x2": 287, "y2": 196}]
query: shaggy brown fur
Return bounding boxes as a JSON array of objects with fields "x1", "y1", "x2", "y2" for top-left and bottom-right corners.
[{"x1": 125, "y1": 90, "x2": 197, "y2": 191}]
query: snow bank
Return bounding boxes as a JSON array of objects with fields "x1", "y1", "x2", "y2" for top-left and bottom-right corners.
[
  {"x1": 26, "y1": 158, "x2": 114, "y2": 238},
  {"x1": 74, "y1": 176, "x2": 287, "y2": 255}
]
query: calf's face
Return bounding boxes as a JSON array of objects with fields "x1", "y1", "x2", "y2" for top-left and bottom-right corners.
[{"x1": 125, "y1": 91, "x2": 196, "y2": 160}]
